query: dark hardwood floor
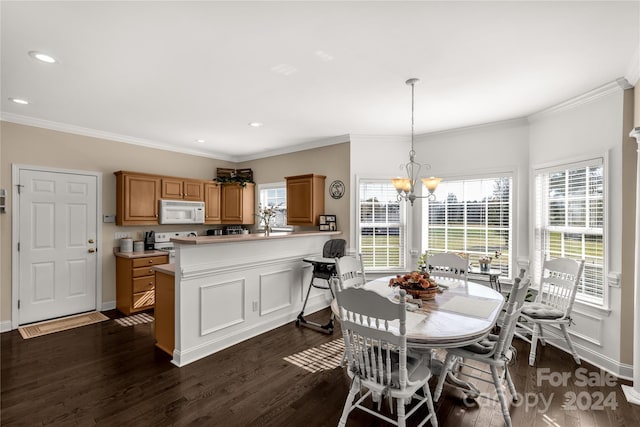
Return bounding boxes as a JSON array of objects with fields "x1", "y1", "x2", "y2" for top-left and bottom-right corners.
[{"x1": 2, "y1": 308, "x2": 639, "y2": 426}]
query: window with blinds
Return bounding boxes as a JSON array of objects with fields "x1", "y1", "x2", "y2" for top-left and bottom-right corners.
[
  {"x1": 422, "y1": 175, "x2": 513, "y2": 279},
  {"x1": 358, "y1": 180, "x2": 406, "y2": 271},
  {"x1": 533, "y1": 159, "x2": 605, "y2": 305}
]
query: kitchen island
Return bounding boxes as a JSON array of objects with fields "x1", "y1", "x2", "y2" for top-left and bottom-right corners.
[{"x1": 156, "y1": 230, "x2": 341, "y2": 367}]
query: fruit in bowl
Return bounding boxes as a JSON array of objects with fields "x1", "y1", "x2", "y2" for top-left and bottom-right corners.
[
  {"x1": 389, "y1": 271, "x2": 439, "y2": 301},
  {"x1": 389, "y1": 271, "x2": 437, "y2": 290}
]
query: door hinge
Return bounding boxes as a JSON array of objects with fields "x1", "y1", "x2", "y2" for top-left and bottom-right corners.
[
  {"x1": 17, "y1": 242, "x2": 20, "y2": 252},
  {"x1": 17, "y1": 300, "x2": 20, "y2": 309},
  {"x1": 16, "y1": 184, "x2": 24, "y2": 195}
]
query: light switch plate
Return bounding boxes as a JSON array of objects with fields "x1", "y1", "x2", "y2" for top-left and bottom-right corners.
[{"x1": 103, "y1": 214, "x2": 116, "y2": 223}]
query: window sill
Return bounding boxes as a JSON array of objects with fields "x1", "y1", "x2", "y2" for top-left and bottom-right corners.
[{"x1": 573, "y1": 298, "x2": 611, "y2": 316}]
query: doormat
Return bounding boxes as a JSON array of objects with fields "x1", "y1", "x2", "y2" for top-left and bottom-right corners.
[
  {"x1": 18, "y1": 311, "x2": 109, "y2": 339},
  {"x1": 283, "y1": 338, "x2": 345, "y2": 373},
  {"x1": 114, "y1": 312, "x2": 154, "y2": 327}
]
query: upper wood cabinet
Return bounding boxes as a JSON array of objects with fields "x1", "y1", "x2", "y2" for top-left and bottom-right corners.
[
  {"x1": 285, "y1": 174, "x2": 325, "y2": 226},
  {"x1": 204, "y1": 181, "x2": 221, "y2": 224},
  {"x1": 161, "y1": 178, "x2": 204, "y2": 201},
  {"x1": 115, "y1": 171, "x2": 161, "y2": 225},
  {"x1": 221, "y1": 183, "x2": 255, "y2": 224}
]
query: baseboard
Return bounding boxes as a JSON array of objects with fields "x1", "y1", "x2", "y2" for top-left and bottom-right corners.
[
  {"x1": 101, "y1": 300, "x2": 116, "y2": 311},
  {"x1": 0, "y1": 320, "x2": 13, "y2": 333},
  {"x1": 517, "y1": 333, "x2": 634, "y2": 380}
]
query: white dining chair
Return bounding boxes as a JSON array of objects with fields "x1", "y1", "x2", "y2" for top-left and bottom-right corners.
[
  {"x1": 334, "y1": 254, "x2": 366, "y2": 291},
  {"x1": 332, "y1": 284, "x2": 438, "y2": 427},
  {"x1": 434, "y1": 275, "x2": 530, "y2": 427},
  {"x1": 515, "y1": 257, "x2": 585, "y2": 366},
  {"x1": 427, "y1": 252, "x2": 469, "y2": 284}
]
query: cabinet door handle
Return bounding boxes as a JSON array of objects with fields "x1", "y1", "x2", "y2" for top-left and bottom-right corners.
[{"x1": 149, "y1": 260, "x2": 153, "y2": 263}]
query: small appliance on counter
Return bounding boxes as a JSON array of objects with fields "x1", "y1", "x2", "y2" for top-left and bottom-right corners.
[
  {"x1": 143, "y1": 231, "x2": 155, "y2": 250},
  {"x1": 206, "y1": 229, "x2": 223, "y2": 236},
  {"x1": 224, "y1": 225, "x2": 244, "y2": 235}
]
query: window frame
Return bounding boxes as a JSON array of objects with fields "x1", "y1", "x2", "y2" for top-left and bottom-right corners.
[
  {"x1": 532, "y1": 155, "x2": 608, "y2": 308},
  {"x1": 421, "y1": 171, "x2": 515, "y2": 280},
  {"x1": 256, "y1": 182, "x2": 293, "y2": 231},
  {"x1": 357, "y1": 178, "x2": 408, "y2": 273}
]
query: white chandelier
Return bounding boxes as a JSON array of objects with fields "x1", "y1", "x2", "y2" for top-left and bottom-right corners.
[{"x1": 391, "y1": 78, "x2": 441, "y2": 206}]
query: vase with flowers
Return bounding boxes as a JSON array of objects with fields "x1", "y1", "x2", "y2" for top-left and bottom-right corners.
[
  {"x1": 479, "y1": 250, "x2": 502, "y2": 271},
  {"x1": 256, "y1": 204, "x2": 276, "y2": 236}
]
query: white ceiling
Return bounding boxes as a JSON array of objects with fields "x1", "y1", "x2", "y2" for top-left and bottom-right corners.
[{"x1": 2, "y1": 1, "x2": 639, "y2": 162}]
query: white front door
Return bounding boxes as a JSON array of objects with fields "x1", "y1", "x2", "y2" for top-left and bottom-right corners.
[{"x1": 17, "y1": 168, "x2": 99, "y2": 325}]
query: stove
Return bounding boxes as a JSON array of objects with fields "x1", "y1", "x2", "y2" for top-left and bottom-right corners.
[{"x1": 154, "y1": 230, "x2": 197, "y2": 263}]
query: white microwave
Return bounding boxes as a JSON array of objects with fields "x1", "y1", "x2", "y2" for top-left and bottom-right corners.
[{"x1": 159, "y1": 200, "x2": 205, "y2": 224}]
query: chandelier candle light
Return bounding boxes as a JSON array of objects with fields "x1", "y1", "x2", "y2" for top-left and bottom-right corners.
[{"x1": 392, "y1": 78, "x2": 441, "y2": 205}]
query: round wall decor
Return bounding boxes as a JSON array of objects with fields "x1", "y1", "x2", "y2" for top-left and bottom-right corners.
[{"x1": 329, "y1": 180, "x2": 345, "y2": 199}]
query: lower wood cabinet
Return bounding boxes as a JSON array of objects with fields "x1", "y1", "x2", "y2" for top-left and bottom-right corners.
[
  {"x1": 116, "y1": 254, "x2": 168, "y2": 315},
  {"x1": 154, "y1": 270, "x2": 175, "y2": 355}
]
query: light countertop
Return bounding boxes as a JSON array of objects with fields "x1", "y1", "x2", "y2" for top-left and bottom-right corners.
[
  {"x1": 113, "y1": 248, "x2": 169, "y2": 259},
  {"x1": 170, "y1": 230, "x2": 341, "y2": 245},
  {"x1": 153, "y1": 264, "x2": 175, "y2": 276}
]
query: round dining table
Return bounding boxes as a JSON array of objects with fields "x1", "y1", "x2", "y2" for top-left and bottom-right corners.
[{"x1": 332, "y1": 275, "x2": 505, "y2": 350}]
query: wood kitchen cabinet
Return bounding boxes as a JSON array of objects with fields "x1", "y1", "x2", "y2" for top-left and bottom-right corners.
[
  {"x1": 285, "y1": 174, "x2": 325, "y2": 225},
  {"x1": 115, "y1": 171, "x2": 161, "y2": 225},
  {"x1": 204, "y1": 181, "x2": 221, "y2": 224},
  {"x1": 161, "y1": 178, "x2": 204, "y2": 201},
  {"x1": 115, "y1": 253, "x2": 169, "y2": 315},
  {"x1": 221, "y1": 182, "x2": 255, "y2": 224}
]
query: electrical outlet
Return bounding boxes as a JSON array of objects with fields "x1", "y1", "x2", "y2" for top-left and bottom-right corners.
[
  {"x1": 114, "y1": 232, "x2": 132, "y2": 239},
  {"x1": 103, "y1": 214, "x2": 116, "y2": 223},
  {"x1": 252, "y1": 301, "x2": 258, "y2": 312}
]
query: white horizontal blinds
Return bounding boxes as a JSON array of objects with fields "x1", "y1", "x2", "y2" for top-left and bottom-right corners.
[
  {"x1": 259, "y1": 185, "x2": 289, "y2": 229},
  {"x1": 534, "y1": 159, "x2": 604, "y2": 303},
  {"x1": 424, "y1": 175, "x2": 513, "y2": 278},
  {"x1": 359, "y1": 180, "x2": 405, "y2": 271}
]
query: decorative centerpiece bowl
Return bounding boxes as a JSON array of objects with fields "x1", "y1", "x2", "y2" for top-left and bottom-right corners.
[{"x1": 389, "y1": 271, "x2": 439, "y2": 301}]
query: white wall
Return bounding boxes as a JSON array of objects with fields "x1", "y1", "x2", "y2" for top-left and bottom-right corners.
[{"x1": 528, "y1": 82, "x2": 628, "y2": 377}]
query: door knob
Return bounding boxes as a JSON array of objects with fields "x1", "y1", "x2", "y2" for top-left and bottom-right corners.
[
  {"x1": 88, "y1": 239, "x2": 95, "y2": 244},
  {"x1": 88, "y1": 248, "x2": 96, "y2": 253}
]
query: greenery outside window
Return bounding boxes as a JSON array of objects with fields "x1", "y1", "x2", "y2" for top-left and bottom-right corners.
[
  {"x1": 358, "y1": 179, "x2": 406, "y2": 272},
  {"x1": 258, "y1": 182, "x2": 292, "y2": 231},
  {"x1": 534, "y1": 159, "x2": 605, "y2": 305},
  {"x1": 422, "y1": 174, "x2": 513, "y2": 279}
]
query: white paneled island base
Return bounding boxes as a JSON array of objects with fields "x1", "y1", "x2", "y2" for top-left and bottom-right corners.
[{"x1": 169, "y1": 231, "x2": 341, "y2": 367}]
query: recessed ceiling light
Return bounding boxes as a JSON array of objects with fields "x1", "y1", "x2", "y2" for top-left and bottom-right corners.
[
  {"x1": 248, "y1": 122, "x2": 263, "y2": 128},
  {"x1": 9, "y1": 98, "x2": 29, "y2": 105},
  {"x1": 28, "y1": 51, "x2": 57, "y2": 64},
  {"x1": 195, "y1": 139, "x2": 206, "y2": 143}
]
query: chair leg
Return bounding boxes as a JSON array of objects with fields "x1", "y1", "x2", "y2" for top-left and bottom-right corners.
[
  {"x1": 529, "y1": 325, "x2": 540, "y2": 366},
  {"x1": 434, "y1": 353, "x2": 456, "y2": 401},
  {"x1": 338, "y1": 380, "x2": 359, "y2": 427},
  {"x1": 491, "y1": 365, "x2": 513, "y2": 427},
  {"x1": 422, "y1": 383, "x2": 439, "y2": 427},
  {"x1": 560, "y1": 324, "x2": 581, "y2": 364},
  {"x1": 505, "y1": 367, "x2": 518, "y2": 402},
  {"x1": 537, "y1": 323, "x2": 546, "y2": 346},
  {"x1": 396, "y1": 397, "x2": 406, "y2": 427}
]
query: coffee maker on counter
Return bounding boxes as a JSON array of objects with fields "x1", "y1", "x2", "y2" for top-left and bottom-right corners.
[{"x1": 143, "y1": 231, "x2": 155, "y2": 250}]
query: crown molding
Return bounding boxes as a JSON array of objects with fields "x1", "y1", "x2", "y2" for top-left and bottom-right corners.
[
  {"x1": 527, "y1": 80, "x2": 625, "y2": 123},
  {"x1": 0, "y1": 112, "x2": 237, "y2": 162},
  {"x1": 414, "y1": 117, "x2": 529, "y2": 140},
  {"x1": 624, "y1": 45, "x2": 639, "y2": 87},
  {"x1": 234, "y1": 134, "x2": 350, "y2": 162}
]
